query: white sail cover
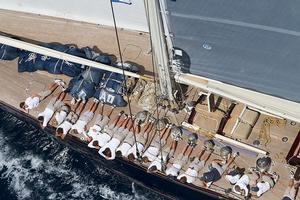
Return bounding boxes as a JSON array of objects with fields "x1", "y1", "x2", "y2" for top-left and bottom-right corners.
[{"x1": 165, "y1": 0, "x2": 300, "y2": 103}]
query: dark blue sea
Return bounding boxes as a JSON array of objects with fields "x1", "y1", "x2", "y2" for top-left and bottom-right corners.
[{"x1": 0, "y1": 109, "x2": 170, "y2": 200}]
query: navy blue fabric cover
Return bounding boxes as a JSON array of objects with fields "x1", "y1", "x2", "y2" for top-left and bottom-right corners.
[
  {"x1": 65, "y1": 75, "x2": 96, "y2": 102},
  {"x1": 94, "y1": 87, "x2": 127, "y2": 107},
  {"x1": 0, "y1": 44, "x2": 20, "y2": 60},
  {"x1": 18, "y1": 51, "x2": 38, "y2": 72},
  {"x1": 93, "y1": 72, "x2": 126, "y2": 107}
]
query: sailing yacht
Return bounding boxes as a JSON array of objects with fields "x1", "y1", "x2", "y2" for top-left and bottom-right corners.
[{"x1": 0, "y1": 0, "x2": 299, "y2": 199}]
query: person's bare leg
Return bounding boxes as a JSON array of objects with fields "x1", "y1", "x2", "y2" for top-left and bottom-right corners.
[
  {"x1": 182, "y1": 145, "x2": 189, "y2": 155},
  {"x1": 200, "y1": 150, "x2": 213, "y2": 165},
  {"x1": 48, "y1": 82, "x2": 59, "y2": 93},
  {"x1": 107, "y1": 106, "x2": 115, "y2": 118},
  {"x1": 120, "y1": 117, "x2": 130, "y2": 129},
  {"x1": 162, "y1": 125, "x2": 172, "y2": 141},
  {"x1": 170, "y1": 140, "x2": 178, "y2": 152},
  {"x1": 75, "y1": 101, "x2": 86, "y2": 115},
  {"x1": 89, "y1": 101, "x2": 98, "y2": 112},
  {"x1": 110, "y1": 111, "x2": 124, "y2": 127},
  {"x1": 126, "y1": 117, "x2": 134, "y2": 130}
]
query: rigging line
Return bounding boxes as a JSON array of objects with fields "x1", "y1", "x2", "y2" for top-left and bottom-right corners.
[
  {"x1": 109, "y1": 0, "x2": 140, "y2": 158},
  {"x1": 144, "y1": 0, "x2": 165, "y2": 171}
]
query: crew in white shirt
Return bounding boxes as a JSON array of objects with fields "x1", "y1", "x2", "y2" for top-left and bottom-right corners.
[
  {"x1": 251, "y1": 173, "x2": 278, "y2": 197},
  {"x1": 87, "y1": 105, "x2": 115, "y2": 149},
  {"x1": 55, "y1": 100, "x2": 85, "y2": 139},
  {"x1": 70, "y1": 100, "x2": 99, "y2": 135},
  {"x1": 37, "y1": 92, "x2": 66, "y2": 128},
  {"x1": 20, "y1": 79, "x2": 65, "y2": 111},
  {"x1": 142, "y1": 124, "x2": 171, "y2": 163}
]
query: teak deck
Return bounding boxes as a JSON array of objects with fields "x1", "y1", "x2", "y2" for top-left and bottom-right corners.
[{"x1": 0, "y1": 9, "x2": 299, "y2": 200}]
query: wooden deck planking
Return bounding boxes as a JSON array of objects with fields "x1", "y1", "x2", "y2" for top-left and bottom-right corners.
[{"x1": 0, "y1": 9, "x2": 300, "y2": 200}]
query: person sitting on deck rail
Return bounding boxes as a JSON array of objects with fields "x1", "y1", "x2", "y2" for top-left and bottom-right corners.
[
  {"x1": 147, "y1": 126, "x2": 187, "y2": 173},
  {"x1": 93, "y1": 112, "x2": 126, "y2": 149},
  {"x1": 282, "y1": 177, "x2": 300, "y2": 200},
  {"x1": 69, "y1": 99, "x2": 99, "y2": 136},
  {"x1": 125, "y1": 115, "x2": 154, "y2": 160},
  {"x1": 55, "y1": 100, "x2": 85, "y2": 139},
  {"x1": 200, "y1": 146, "x2": 238, "y2": 188},
  {"x1": 87, "y1": 104, "x2": 115, "y2": 149},
  {"x1": 231, "y1": 171, "x2": 259, "y2": 197},
  {"x1": 37, "y1": 91, "x2": 67, "y2": 128},
  {"x1": 251, "y1": 173, "x2": 279, "y2": 198},
  {"x1": 19, "y1": 79, "x2": 65, "y2": 111},
  {"x1": 177, "y1": 140, "x2": 215, "y2": 184},
  {"x1": 165, "y1": 131, "x2": 196, "y2": 177},
  {"x1": 99, "y1": 116, "x2": 133, "y2": 160},
  {"x1": 224, "y1": 166, "x2": 245, "y2": 185},
  {"x1": 142, "y1": 120, "x2": 171, "y2": 163}
]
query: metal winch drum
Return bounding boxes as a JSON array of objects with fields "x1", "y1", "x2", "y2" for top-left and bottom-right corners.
[
  {"x1": 170, "y1": 126, "x2": 183, "y2": 141},
  {"x1": 204, "y1": 140, "x2": 215, "y2": 150},
  {"x1": 134, "y1": 110, "x2": 149, "y2": 125},
  {"x1": 220, "y1": 146, "x2": 232, "y2": 159},
  {"x1": 256, "y1": 157, "x2": 272, "y2": 173},
  {"x1": 187, "y1": 133, "x2": 198, "y2": 147},
  {"x1": 156, "y1": 118, "x2": 168, "y2": 131}
]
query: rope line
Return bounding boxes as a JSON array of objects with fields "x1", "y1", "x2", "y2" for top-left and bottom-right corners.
[
  {"x1": 109, "y1": 0, "x2": 140, "y2": 158},
  {"x1": 144, "y1": 0, "x2": 166, "y2": 171}
]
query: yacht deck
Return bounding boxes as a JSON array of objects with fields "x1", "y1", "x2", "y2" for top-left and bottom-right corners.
[{"x1": 0, "y1": 9, "x2": 299, "y2": 200}]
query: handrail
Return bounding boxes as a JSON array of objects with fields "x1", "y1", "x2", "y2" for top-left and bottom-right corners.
[{"x1": 0, "y1": 35, "x2": 152, "y2": 81}]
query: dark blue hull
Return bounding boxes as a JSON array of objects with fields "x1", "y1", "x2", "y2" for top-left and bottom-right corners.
[{"x1": 0, "y1": 101, "x2": 231, "y2": 200}]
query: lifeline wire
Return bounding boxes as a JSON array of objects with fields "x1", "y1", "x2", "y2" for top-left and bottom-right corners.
[{"x1": 109, "y1": 0, "x2": 140, "y2": 158}]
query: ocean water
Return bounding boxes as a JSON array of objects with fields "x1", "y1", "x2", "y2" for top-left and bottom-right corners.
[{"x1": 0, "y1": 109, "x2": 167, "y2": 200}]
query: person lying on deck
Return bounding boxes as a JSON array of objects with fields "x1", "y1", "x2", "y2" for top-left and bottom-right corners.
[
  {"x1": 231, "y1": 171, "x2": 259, "y2": 197},
  {"x1": 51, "y1": 102, "x2": 71, "y2": 127},
  {"x1": 94, "y1": 112, "x2": 126, "y2": 148},
  {"x1": 165, "y1": 132, "x2": 196, "y2": 177},
  {"x1": 69, "y1": 100, "x2": 99, "y2": 136},
  {"x1": 87, "y1": 104, "x2": 115, "y2": 149},
  {"x1": 147, "y1": 126, "x2": 186, "y2": 173},
  {"x1": 224, "y1": 166, "x2": 245, "y2": 185},
  {"x1": 177, "y1": 140, "x2": 215, "y2": 184},
  {"x1": 55, "y1": 100, "x2": 85, "y2": 139},
  {"x1": 37, "y1": 91, "x2": 67, "y2": 128},
  {"x1": 125, "y1": 118, "x2": 155, "y2": 161},
  {"x1": 115, "y1": 120, "x2": 142, "y2": 159},
  {"x1": 282, "y1": 177, "x2": 300, "y2": 200},
  {"x1": 142, "y1": 121, "x2": 171, "y2": 163},
  {"x1": 251, "y1": 172, "x2": 279, "y2": 198},
  {"x1": 200, "y1": 146, "x2": 238, "y2": 188},
  {"x1": 99, "y1": 116, "x2": 133, "y2": 160},
  {"x1": 20, "y1": 79, "x2": 65, "y2": 111}
]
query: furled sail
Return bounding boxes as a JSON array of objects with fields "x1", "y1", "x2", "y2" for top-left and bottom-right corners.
[{"x1": 165, "y1": 0, "x2": 300, "y2": 103}]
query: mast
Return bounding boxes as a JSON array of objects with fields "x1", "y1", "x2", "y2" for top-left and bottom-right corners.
[{"x1": 144, "y1": 0, "x2": 174, "y2": 101}]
